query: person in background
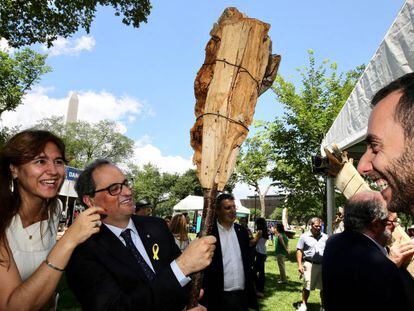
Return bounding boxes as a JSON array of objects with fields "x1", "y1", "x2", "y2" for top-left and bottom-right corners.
[
  {"x1": 323, "y1": 191, "x2": 414, "y2": 310},
  {"x1": 356, "y1": 72, "x2": 414, "y2": 218},
  {"x1": 269, "y1": 225, "x2": 275, "y2": 246},
  {"x1": 135, "y1": 199, "x2": 152, "y2": 216},
  {"x1": 275, "y1": 223, "x2": 289, "y2": 284},
  {"x1": 0, "y1": 130, "x2": 103, "y2": 310},
  {"x1": 333, "y1": 207, "x2": 345, "y2": 234},
  {"x1": 170, "y1": 214, "x2": 192, "y2": 251},
  {"x1": 252, "y1": 217, "x2": 269, "y2": 298},
  {"x1": 164, "y1": 215, "x2": 172, "y2": 228},
  {"x1": 296, "y1": 217, "x2": 327, "y2": 311},
  {"x1": 201, "y1": 193, "x2": 258, "y2": 311},
  {"x1": 239, "y1": 217, "x2": 255, "y2": 267}
]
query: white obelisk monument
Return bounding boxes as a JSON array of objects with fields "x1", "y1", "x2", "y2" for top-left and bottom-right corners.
[{"x1": 66, "y1": 92, "x2": 79, "y2": 124}]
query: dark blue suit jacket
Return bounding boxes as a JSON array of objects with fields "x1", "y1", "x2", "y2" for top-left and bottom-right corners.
[
  {"x1": 201, "y1": 221, "x2": 258, "y2": 311},
  {"x1": 66, "y1": 215, "x2": 188, "y2": 311},
  {"x1": 322, "y1": 230, "x2": 414, "y2": 311}
]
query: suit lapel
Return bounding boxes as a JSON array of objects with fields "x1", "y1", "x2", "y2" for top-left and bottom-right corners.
[
  {"x1": 134, "y1": 217, "x2": 162, "y2": 274},
  {"x1": 97, "y1": 224, "x2": 148, "y2": 281}
]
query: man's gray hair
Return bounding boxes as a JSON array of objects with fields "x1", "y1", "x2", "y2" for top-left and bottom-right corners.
[
  {"x1": 344, "y1": 195, "x2": 388, "y2": 232},
  {"x1": 308, "y1": 217, "x2": 322, "y2": 226},
  {"x1": 75, "y1": 159, "x2": 112, "y2": 208}
]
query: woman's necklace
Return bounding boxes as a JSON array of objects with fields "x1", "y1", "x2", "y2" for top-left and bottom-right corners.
[{"x1": 23, "y1": 225, "x2": 36, "y2": 240}]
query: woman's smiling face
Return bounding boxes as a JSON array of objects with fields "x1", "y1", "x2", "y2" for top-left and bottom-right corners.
[{"x1": 11, "y1": 142, "x2": 65, "y2": 203}]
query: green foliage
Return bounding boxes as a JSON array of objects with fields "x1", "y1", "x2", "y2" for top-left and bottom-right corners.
[
  {"x1": 1, "y1": 1, "x2": 152, "y2": 48},
  {"x1": 236, "y1": 135, "x2": 271, "y2": 188},
  {"x1": 0, "y1": 125, "x2": 20, "y2": 149},
  {"x1": 224, "y1": 171, "x2": 237, "y2": 194},
  {"x1": 249, "y1": 207, "x2": 261, "y2": 221},
  {"x1": 0, "y1": 48, "x2": 51, "y2": 116},
  {"x1": 265, "y1": 50, "x2": 364, "y2": 222},
  {"x1": 170, "y1": 169, "x2": 203, "y2": 201},
  {"x1": 270, "y1": 206, "x2": 283, "y2": 221},
  {"x1": 129, "y1": 163, "x2": 178, "y2": 216},
  {"x1": 127, "y1": 166, "x2": 231, "y2": 217},
  {"x1": 235, "y1": 134, "x2": 275, "y2": 216},
  {"x1": 33, "y1": 116, "x2": 134, "y2": 167}
]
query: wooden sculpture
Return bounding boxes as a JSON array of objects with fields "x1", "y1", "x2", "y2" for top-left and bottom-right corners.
[{"x1": 188, "y1": 7, "x2": 281, "y2": 307}]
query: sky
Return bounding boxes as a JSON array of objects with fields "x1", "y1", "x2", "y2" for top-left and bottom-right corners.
[{"x1": 0, "y1": 0, "x2": 406, "y2": 199}]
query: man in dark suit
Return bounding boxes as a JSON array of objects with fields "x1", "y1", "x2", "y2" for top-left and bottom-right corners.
[
  {"x1": 322, "y1": 191, "x2": 414, "y2": 311},
  {"x1": 201, "y1": 193, "x2": 258, "y2": 311},
  {"x1": 66, "y1": 159, "x2": 216, "y2": 311}
]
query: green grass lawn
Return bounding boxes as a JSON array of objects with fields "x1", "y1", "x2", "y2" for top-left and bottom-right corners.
[
  {"x1": 259, "y1": 236, "x2": 322, "y2": 311},
  {"x1": 57, "y1": 235, "x2": 322, "y2": 311}
]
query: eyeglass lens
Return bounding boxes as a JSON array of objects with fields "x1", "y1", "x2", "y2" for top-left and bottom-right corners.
[{"x1": 109, "y1": 180, "x2": 130, "y2": 195}]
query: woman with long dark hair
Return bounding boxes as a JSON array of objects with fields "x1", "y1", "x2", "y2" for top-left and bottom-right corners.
[
  {"x1": 170, "y1": 214, "x2": 191, "y2": 251},
  {"x1": 0, "y1": 130, "x2": 103, "y2": 310},
  {"x1": 252, "y1": 217, "x2": 269, "y2": 298}
]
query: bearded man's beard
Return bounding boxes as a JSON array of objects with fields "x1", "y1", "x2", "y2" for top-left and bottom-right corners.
[{"x1": 386, "y1": 143, "x2": 414, "y2": 216}]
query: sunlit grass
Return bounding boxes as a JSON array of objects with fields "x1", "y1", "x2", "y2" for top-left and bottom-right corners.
[{"x1": 259, "y1": 237, "x2": 322, "y2": 311}]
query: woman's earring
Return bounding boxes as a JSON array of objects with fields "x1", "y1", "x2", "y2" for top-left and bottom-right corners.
[{"x1": 10, "y1": 178, "x2": 14, "y2": 193}]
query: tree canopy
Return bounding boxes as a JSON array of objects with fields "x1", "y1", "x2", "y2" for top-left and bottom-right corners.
[
  {"x1": 0, "y1": 48, "x2": 51, "y2": 117},
  {"x1": 263, "y1": 50, "x2": 364, "y2": 222},
  {"x1": 33, "y1": 116, "x2": 134, "y2": 168},
  {"x1": 1, "y1": 0, "x2": 152, "y2": 48},
  {"x1": 235, "y1": 134, "x2": 275, "y2": 217},
  {"x1": 128, "y1": 163, "x2": 178, "y2": 216}
]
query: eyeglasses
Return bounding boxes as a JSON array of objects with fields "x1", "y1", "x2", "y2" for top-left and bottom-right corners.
[
  {"x1": 385, "y1": 219, "x2": 400, "y2": 226},
  {"x1": 93, "y1": 179, "x2": 132, "y2": 196}
]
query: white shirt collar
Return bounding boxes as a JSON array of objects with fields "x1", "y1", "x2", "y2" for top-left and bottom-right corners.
[
  {"x1": 217, "y1": 220, "x2": 234, "y2": 232},
  {"x1": 104, "y1": 218, "x2": 138, "y2": 238}
]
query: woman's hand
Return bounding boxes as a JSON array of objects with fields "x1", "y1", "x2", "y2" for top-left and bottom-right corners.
[{"x1": 63, "y1": 207, "x2": 105, "y2": 247}]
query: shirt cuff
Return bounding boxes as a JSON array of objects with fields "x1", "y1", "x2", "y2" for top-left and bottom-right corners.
[{"x1": 171, "y1": 260, "x2": 191, "y2": 287}]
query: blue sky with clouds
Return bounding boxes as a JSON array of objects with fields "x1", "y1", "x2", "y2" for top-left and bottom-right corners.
[{"x1": 0, "y1": 0, "x2": 405, "y2": 198}]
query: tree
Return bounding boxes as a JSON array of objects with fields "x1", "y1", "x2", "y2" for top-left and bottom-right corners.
[
  {"x1": 0, "y1": 125, "x2": 20, "y2": 149},
  {"x1": 33, "y1": 116, "x2": 134, "y2": 167},
  {"x1": 0, "y1": 48, "x2": 51, "y2": 117},
  {"x1": 169, "y1": 168, "x2": 237, "y2": 202},
  {"x1": 170, "y1": 169, "x2": 203, "y2": 201},
  {"x1": 1, "y1": 1, "x2": 152, "y2": 48},
  {"x1": 235, "y1": 134, "x2": 276, "y2": 217},
  {"x1": 264, "y1": 50, "x2": 364, "y2": 223},
  {"x1": 130, "y1": 163, "x2": 178, "y2": 216},
  {"x1": 127, "y1": 165, "x2": 237, "y2": 217}
]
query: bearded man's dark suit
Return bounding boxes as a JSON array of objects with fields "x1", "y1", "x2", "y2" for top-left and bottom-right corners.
[
  {"x1": 201, "y1": 221, "x2": 258, "y2": 311},
  {"x1": 322, "y1": 230, "x2": 414, "y2": 311},
  {"x1": 66, "y1": 215, "x2": 189, "y2": 311}
]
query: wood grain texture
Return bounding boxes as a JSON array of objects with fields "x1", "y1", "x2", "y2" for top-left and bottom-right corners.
[{"x1": 190, "y1": 7, "x2": 280, "y2": 191}]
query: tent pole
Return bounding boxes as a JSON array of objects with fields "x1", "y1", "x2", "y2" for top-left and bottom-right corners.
[{"x1": 326, "y1": 176, "x2": 335, "y2": 235}]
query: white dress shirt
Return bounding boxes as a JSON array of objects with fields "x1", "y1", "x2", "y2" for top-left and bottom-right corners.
[
  {"x1": 104, "y1": 218, "x2": 190, "y2": 286},
  {"x1": 217, "y1": 221, "x2": 245, "y2": 291}
]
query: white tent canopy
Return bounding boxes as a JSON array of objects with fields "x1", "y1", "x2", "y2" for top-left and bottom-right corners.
[
  {"x1": 321, "y1": 0, "x2": 414, "y2": 154},
  {"x1": 173, "y1": 195, "x2": 250, "y2": 215}
]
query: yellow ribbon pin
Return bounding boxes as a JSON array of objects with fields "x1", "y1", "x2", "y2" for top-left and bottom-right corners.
[{"x1": 152, "y1": 244, "x2": 159, "y2": 260}]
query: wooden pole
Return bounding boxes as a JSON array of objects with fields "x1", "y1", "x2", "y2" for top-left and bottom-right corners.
[{"x1": 186, "y1": 185, "x2": 218, "y2": 309}]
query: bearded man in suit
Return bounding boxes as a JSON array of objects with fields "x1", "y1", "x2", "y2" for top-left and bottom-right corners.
[{"x1": 322, "y1": 191, "x2": 414, "y2": 311}]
